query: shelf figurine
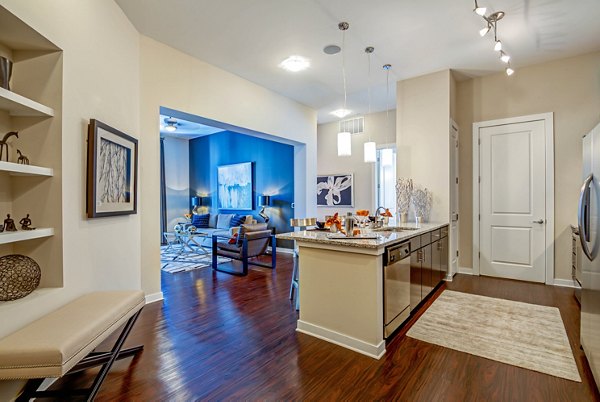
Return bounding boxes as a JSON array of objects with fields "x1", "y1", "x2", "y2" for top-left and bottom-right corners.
[
  {"x1": 17, "y1": 150, "x2": 29, "y2": 165},
  {"x1": 19, "y1": 214, "x2": 35, "y2": 230},
  {"x1": 0, "y1": 131, "x2": 18, "y2": 162},
  {"x1": 3, "y1": 214, "x2": 17, "y2": 231}
]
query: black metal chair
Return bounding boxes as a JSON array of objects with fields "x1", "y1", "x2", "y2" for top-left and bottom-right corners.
[{"x1": 212, "y1": 229, "x2": 276, "y2": 276}]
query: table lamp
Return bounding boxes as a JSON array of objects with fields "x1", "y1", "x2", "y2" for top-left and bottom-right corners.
[{"x1": 257, "y1": 195, "x2": 271, "y2": 223}]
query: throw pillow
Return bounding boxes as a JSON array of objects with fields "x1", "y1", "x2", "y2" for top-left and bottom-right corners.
[
  {"x1": 228, "y1": 233, "x2": 239, "y2": 245},
  {"x1": 208, "y1": 213, "x2": 218, "y2": 228},
  {"x1": 191, "y1": 213, "x2": 209, "y2": 228},
  {"x1": 216, "y1": 213, "x2": 234, "y2": 229},
  {"x1": 229, "y1": 214, "x2": 246, "y2": 228},
  {"x1": 237, "y1": 223, "x2": 268, "y2": 246}
]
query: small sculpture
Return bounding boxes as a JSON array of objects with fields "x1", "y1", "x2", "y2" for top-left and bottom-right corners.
[
  {"x1": 0, "y1": 131, "x2": 18, "y2": 162},
  {"x1": 19, "y1": 214, "x2": 35, "y2": 230},
  {"x1": 17, "y1": 150, "x2": 29, "y2": 165},
  {"x1": 3, "y1": 214, "x2": 17, "y2": 232}
]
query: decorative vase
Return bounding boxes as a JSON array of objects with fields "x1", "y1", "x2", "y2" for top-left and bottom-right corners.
[
  {"x1": 415, "y1": 216, "x2": 422, "y2": 228},
  {"x1": 0, "y1": 254, "x2": 41, "y2": 301},
  {"x1": 400, "y1": 212, "x2": 408, "y2": 224},
  {"x1": 0, "y1": 57, "x2": 12, "y2": 90}
]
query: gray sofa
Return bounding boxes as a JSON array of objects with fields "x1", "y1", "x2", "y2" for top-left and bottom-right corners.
[{"x1": 188, "y1": 213, "x2": 256, "y2": 247}]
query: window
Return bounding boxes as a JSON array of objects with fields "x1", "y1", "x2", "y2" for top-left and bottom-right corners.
[{"x1": 376, "y1": 147, "x2": 397, "y2": 224}]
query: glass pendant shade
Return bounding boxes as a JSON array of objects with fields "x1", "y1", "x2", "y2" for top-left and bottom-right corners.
[
  {"x1": 364, "y1": 141, "x2": 376, "y2": 163},
  {"x1": 338, "y1": 131, "x2": 352, "y2": 156},
  {"x1": 381, "y1": 148, "x2": 393, "y2": 167}
]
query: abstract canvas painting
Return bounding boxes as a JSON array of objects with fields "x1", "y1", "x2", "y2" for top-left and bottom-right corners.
[
  {"x1": 87, "y1": 119, "x2": 138, "y2": 218},
  {"x1": 317, "y1": 174, "x2": 353, "y2": 207},
  {"x1": 218, "y1": 162, "x2": 253, "y2": 210}
]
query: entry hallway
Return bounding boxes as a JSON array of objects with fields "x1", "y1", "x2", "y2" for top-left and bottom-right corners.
[{"x1": 51, "y1": 254, "x2": 600, "y2": 401}]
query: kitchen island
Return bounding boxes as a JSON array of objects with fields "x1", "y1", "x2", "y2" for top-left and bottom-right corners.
[{"x1": 277, "y1": 223, "x2": 449, "y2": 359}]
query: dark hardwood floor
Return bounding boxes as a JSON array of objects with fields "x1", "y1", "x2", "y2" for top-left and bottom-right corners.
[{"x1": 50, "y1": 253, "x2": 600, "y2": 401}]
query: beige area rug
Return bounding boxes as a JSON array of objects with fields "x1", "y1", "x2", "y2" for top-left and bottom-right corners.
[{"x1": 407, "y1": 290, "x2": 581, "y2": 382}]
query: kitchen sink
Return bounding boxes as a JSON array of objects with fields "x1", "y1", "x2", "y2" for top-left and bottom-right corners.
[{"x1": 373, "y1": 226, "x2": 420, "y2": 232}]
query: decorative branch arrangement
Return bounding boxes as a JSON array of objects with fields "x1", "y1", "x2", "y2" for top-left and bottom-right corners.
[
  {"x1": 395, "y1": 178, "x2": 413, "y2": 215},
  {"x1": 412, "y1": 185, "x2": 433, "y2": 222}
]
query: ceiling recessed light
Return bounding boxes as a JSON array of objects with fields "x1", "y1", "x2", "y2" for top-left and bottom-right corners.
[
  {"x1": 323, "y1": 45, "x2": 341, "y2": 55},
  {"x1": 279, "y1": 55, "x2": 310, "y2": 72},
  {"x1": 331, "y1": 109, "x2": 351, "y2": 118}
]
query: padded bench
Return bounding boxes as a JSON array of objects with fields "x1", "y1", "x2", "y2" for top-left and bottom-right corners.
[{"x1": 0, "y1": 290, "x2": 145, "y2": 401}]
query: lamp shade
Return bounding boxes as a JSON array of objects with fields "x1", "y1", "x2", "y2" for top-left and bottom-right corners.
[
  {"x1": 257, "y1": 195, "x2": 271, "y2": 207},
  {"x1": 191, "y1": 196, "x2": 200, "y2": 207},
  {"x1": 338, "y1": 131, "x2": 352, "y2": 156}
]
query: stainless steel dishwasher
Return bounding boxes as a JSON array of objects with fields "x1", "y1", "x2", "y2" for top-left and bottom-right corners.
[{"x1": 384, "y1": 241, "x2": 411, "y2": 338}]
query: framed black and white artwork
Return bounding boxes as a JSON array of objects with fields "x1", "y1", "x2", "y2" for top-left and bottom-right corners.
[
  {"x1": 86, "y1": 119, "x2": 138, "y2": 218},
  {"x1": 317, "y1": 173, "x2": 353, "y2": 207}
]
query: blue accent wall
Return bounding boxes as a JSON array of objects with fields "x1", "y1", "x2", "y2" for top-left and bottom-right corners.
[{"x1": 189, "y1": 131, "x2": 294, "y2": 240}]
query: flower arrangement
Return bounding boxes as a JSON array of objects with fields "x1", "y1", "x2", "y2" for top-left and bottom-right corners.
[
  {"x1": 381, "y1": 208, "x2": 393, "y2": 217},
  {"x1": 395, "y1": 178, "x2": 414, "y2": 216},
  {"x1": 184, "y1": 213, "x2": 192, "y2": 220},
  {"x1": 325, "y1": 213, "x2": 343, "y2": 232},
  {"x1": 412, "y1": 186, "x2": 432, "y2": 222}
]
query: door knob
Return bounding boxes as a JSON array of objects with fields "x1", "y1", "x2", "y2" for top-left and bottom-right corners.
[{"x1": 532, "y1": 219, "x2": 545, "y2": 224}]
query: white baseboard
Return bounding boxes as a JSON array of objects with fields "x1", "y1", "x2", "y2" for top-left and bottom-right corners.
[
  {"x1": 296, "y1": 320, "x2": 386, "y2": 359},
  {"x1": 553, "y1": 278, "x2": 581, "y2": 289},
  {"x1": 458, "y1": 266, "x2": 474, "y2": 275},
  {"x1": 145, "y1": 292, "x2": 164, "y2": 304}
]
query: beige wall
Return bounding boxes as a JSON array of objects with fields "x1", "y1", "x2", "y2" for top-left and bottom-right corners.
[
  {"x1": 0, "y1": 0, "x2": 140, "y2": 396},
  {"x1": 456, "y1": 51, "x2": 600, "y2": 280},
  {"x1": 139, "y1": 36, "x2": 318, "y2": 296},
  {"x1": 316, "y1": 110, "x2": 396, "y2": 218},
  {"x1": 396, "y1": 70, "x2": 451, "y2": 223}
]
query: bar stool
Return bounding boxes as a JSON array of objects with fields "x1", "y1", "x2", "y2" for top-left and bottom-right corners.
[{"x1": 289, "y1": 217, "x2": 316, "y2": 311}]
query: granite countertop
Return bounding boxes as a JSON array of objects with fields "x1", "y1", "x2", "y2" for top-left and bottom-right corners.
[{"x1": 277, "y1": 222, "x2": 448, "y2": 249}]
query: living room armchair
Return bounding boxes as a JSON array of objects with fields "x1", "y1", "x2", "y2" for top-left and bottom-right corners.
[{"x1": 211, "y1": 224, "x2": 276, "y2": 276}]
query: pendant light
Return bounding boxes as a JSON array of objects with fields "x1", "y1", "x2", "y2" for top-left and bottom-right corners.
[
  {"x1": 363, "y1": 46, "x2": 376, "y2": 163},
  {"x1": 381, "y1": 64, "x2": 393, "y2": 167},
  {"x1": 337, "y1": 22, "x2": 352, "y2": 157}
]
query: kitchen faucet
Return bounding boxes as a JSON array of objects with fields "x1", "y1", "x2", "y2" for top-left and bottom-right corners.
[{"x1": 373, "y1": 206, "x2": 386, "y2": 228}]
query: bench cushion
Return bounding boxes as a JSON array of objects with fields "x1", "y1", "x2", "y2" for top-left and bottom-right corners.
[{"x1": 0, "y1": 290, "x2": 145, "y2": 379}]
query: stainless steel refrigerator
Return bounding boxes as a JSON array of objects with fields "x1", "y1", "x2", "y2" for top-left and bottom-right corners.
[{"x1": 578, "y1": 121, "x2": 600, "y2": 389}]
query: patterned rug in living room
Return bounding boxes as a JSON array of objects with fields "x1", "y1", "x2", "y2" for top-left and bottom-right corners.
[{"x1": 161, "y1": 245, "x2": 230, "y2": 273}]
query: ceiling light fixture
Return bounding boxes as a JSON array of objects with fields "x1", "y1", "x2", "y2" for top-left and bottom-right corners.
[
  {"x1": 164, "y1": 117, "x2": 178, "y2": 132},
  {"x1": 337, "y1": 22, "x2": 352, "y2": 157},
  {"x1": 331, "y1": 108, "x2": 352, "y2": 118},
  {"x1": 279, "y1": 55, "x2": 310, "y2": 72},
  {"x1": 479, "y1": 24, "x2": 491, "y2": 37},
  {"x1": 363, "y1": 46, "x2": 376, "y2": 163},
  {"x1": 382, "y1": 64, "x2": 393, "y2": 168},
  {"x1": 472, "y1": 4, "x2": 515, "y2": 76},
  {"x1": 473, "y1": 0, "x2": 486, "y2": 16}
]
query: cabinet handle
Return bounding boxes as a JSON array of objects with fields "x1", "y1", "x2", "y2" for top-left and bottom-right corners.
[
  {"x1": 418, "y1": 249, "x2": 423, "y2": 263},
  {"x1": 437, "y1": 242, "x2": 443, "y2": 251}
]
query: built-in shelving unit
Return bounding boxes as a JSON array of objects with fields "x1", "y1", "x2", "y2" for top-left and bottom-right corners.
[
  {"x1": 0, "y1": 3, "x2": 64, "y2": 320},
  {"x1": 0, "y1": 228, "x2": 54, "y2": 245},
  {"x1": 0, "y1": 86, "x2": 54, "y2": 117},
  {"x1": 0, "y1": 161, "x2": 53, "y2": 176}
]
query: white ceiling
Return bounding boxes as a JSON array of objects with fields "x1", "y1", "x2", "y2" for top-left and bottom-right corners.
[{"x1": 117, "y1": 0, "x2": 600, "y2": 123}]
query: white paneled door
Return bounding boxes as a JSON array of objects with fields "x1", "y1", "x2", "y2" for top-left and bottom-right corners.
[{"x1": 479, "y1": 120, "x2": 547, "y2": 282}]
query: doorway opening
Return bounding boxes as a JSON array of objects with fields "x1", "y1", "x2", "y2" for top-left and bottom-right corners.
[{"x1": 376, "y1": 146, "x2": 397, "y2": 223}]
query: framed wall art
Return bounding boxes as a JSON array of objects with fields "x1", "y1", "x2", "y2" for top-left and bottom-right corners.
[
  {"x1": 317, "y1": 173, "x2": 353, "y2": 207},
  {"x1": 86, "y1": 119, "x2": 138, "y2": 218},
  {"x1": 217, "y1": 161, "x2": 253, "y2": 210}
]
